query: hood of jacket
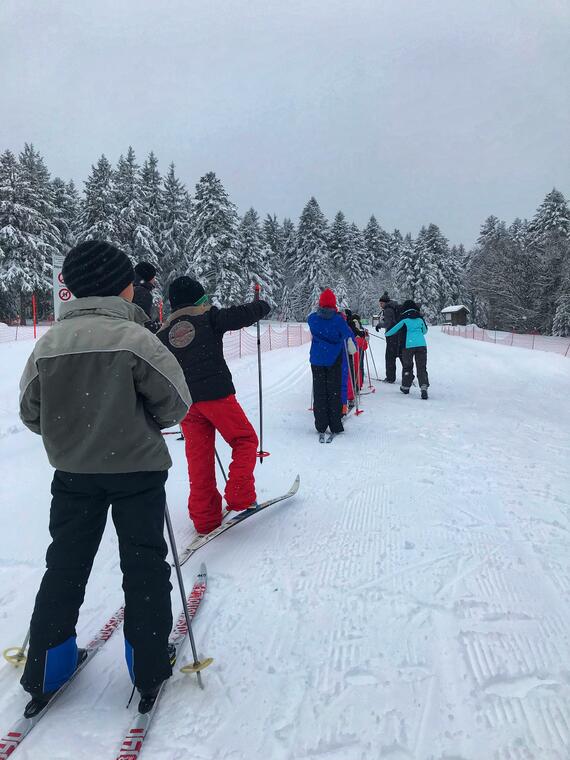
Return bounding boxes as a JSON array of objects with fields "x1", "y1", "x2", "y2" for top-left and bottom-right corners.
[
  {"x1": 59, "y1": 296, "x2": 149, "y2": 326},
  {"x1": 317, "y1": 307, "x2": 336, "y2": 320},
  {"x1": 401, "y1": 308, "x2": 421, "y2": 320}
]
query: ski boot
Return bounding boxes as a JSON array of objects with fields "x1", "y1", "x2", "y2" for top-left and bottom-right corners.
[
  {"x1": 421, "y1": 388, "x2": 428, "y2": 400},
  {"x1": 400, "y1": 387, "x2": 410, "y2": 395},
  {"x1": 24, "y1": 648, "x2": 88, "y2": 718},
  {"x1": 137, "y1": 644, "x2": 176, "y2": 714}
]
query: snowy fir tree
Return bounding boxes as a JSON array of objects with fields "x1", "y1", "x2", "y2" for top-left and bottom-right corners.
[
  {"x1": 262, "y1": 214, "x2": 285, "y2": 308},
  {"x1": 364, "y1": 215, "x2": 391, "y2": 273},
  {"x1": 239, "y1": 208, "x2": 276, "y2": 308},
  {"x1": 113, "y1": 147, "x2": 161, "y2": 275},
  {"x1": 329, "y1": 212, "x2": 351, "y2": 272},
  {"x1": 394, "y1": 232, "x2": 416, "y2": 300},
  {"x1": 295, "y1": 197, "x2": 330, "y2": 318},
  {"x1": 139, "y1": 152, "x2": 163, "y2": 282},
  {"x1": 188, "y1": 172, "x2": 242, "y2": 304},
  {"x1": 346, "y1": 222, "x2": 371, "y2": 312},
  {"x1": 279, "y1": 217, "x2": 298, "y2": 320},
  {"x1": 159, "y1": 163, "x2": 192, "y2": 294},
  {"x1": 528, "y1": 189, "x2": 570, "y2": 332},
  {"x1": 0, "y1": 147, "x2": 59, "y2": 321},
  {"x1": 76, "y1": 155, "x2": 118, "y2": 245},
  {"x1": 411, "y1": 227, "x2": 439, "y2": 319},
  {"x1": 52, "y1": 177, "x2": 79, "y2": 253}
]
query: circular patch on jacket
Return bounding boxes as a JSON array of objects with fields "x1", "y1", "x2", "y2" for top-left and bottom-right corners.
[{"x1": 169, "y1": 321, "x2": 195, "y2": 349}]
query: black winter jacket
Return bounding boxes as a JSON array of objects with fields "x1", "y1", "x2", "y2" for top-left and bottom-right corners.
[
  {"x1": 157, "y1": 300, "x2": 270, "y2": 402},
  {"x1": 133, "y1": 282, "x2": 154, "y2": 320},
  {"x1": 382, "y1": 300, "x2": 400, "y2": 332}
]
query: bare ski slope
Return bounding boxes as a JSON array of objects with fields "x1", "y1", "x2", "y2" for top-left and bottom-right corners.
[{"x1": 1, "y1": 329, "x2": 570, "y2": 759}]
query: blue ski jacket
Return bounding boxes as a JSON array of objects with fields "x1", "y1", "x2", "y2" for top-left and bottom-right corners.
[
  {"x1": 385, "y1": 309, "x2": 428, "y2": 348},
  {"x1": 308, "y1": 308, "x2": 356, "y2": 366}
]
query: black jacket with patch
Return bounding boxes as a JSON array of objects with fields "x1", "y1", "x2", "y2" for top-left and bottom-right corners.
[{"x1": 157, "y1": 300, "x2": 270, "y2": 402}]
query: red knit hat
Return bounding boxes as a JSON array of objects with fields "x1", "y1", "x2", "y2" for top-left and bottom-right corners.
[{"x1": 319, "y1": 289, "x2": 337, "y2": 309}]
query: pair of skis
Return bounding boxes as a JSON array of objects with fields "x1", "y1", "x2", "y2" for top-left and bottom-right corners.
[
  {"x1": 0, "y1": 566, "x2": 207, "y2": 760},
  {"x1": 0, "y1": 476, "x2": 300, "y2": 758},
  {"x1": 176, "y1": 475, "x2": 300, "y2": 566}
]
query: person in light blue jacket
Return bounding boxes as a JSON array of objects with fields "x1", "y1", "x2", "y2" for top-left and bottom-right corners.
[{"x1": 385, "y1": 299, "x2": 430, "y2": 399}]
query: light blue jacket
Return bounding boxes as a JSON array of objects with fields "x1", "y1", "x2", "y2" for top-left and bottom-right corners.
[{"x1": 385, "y1": 309, "x2": 428, "y2": 348}]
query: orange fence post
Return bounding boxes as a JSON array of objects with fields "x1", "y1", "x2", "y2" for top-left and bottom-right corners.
[{"x1": 159, "y1": 301, "x2": 163, "y2": 322}]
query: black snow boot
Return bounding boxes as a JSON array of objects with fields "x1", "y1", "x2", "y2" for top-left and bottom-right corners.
[
  {"x1": 421, "y1": 389, "x2": 428, "y2": 400},
  {"x1": 137, "y1": 644, "x2": 176, "y2": 714},
  {"x1": 400, "y1": 387, "x2": 410, "y2": 395},
  {"x1": 23, "y1": 648, "x2": 88, "y2": 718}
]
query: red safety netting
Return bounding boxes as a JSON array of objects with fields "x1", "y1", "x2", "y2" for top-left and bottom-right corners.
[
  {"x1": 0, "y1": 320, "x2": 312, "y2": 356},
  {"x1": 223, "y1": 323, "x2": 311, "y2": 360},
  {"x1": 442, "y1": 324, "x2": 570, "y2": 357}
]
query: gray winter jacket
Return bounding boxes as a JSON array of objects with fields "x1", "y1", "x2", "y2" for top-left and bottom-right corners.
[
  {"x1": 19, "y1": 296, "x2": 191, "y2": 474},
  {"x1": 382, "y1": 300, "x2": 400, "y2": 332}
]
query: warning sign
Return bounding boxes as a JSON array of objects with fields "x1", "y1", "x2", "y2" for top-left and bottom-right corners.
[{"x1": 53, "y1": 254, "x2": 73, "y2": 319}]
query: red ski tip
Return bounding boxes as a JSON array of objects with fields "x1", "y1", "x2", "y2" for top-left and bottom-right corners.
[{"x1": 355, "y1": 410, "x2": 364, "y2": 416}]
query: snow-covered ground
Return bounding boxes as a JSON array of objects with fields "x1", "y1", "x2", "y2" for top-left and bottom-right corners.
[{"x1": 1, "y1": 328, "x2": 570, "y2": 759}]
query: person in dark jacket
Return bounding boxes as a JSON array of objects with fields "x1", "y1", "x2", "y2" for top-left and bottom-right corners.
[
  {"x1": 308, "y1": 289, "x2": 357, "y2": 436},
  {"x1": 157, "y1": 276, "x2": 270, "y2": 535},
  {"x1": 133, "y1": 262, "x2": 161, "y2": 332},
  {"x1": 385, "y1": 299, "x2": 429, "y2": 399},
  {"x1": 18, "y1": 241, "x2": 191, "y2": 717},
  {"x1": 376, "y1": 292, "x2": 402, "y2": 383}
]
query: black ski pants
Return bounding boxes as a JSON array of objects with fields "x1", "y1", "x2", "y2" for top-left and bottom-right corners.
[
  {"x1": 385, "y1": 335, "x2": 402, "y2": 382},
  {"x1": 401, "y1": 347, "x2": 429, "y2": 389},
  {"x1": 21, "y1": 471, "x2": 173, "y2": 698},
  {"x1": 311, "y1": 354, "x2": 344, "y2": 434}
]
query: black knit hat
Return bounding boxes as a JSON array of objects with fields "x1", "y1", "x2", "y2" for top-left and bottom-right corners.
[
  {"x1": 134, "y1": 262, "x2": 157, "y2": 283},
  {"x1": 401, "y1": 299, "x2": 419, "y2": 312},
  {"x1": 63, "y1": 241, "x2": 134, "y2": 298},
  {"x1": 169, "y1": 276, "x2": 206, "y2": 310},
  {"x1": 379, "y1": 292, "x2": 390, "y2": 304}
]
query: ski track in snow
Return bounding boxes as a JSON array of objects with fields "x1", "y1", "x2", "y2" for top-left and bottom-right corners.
[{"x1": 1, "y1": 330, "x2": 570, "y2": 758}]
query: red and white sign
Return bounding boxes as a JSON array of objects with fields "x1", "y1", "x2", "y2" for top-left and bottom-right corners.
[{"x1": 53, "y1": 254, "x2": 73, "y2": 319}]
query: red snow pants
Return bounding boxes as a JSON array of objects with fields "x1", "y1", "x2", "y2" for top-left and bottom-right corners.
[{"x1": 181, "y1": 395, "x2": 258, "y2": 534}]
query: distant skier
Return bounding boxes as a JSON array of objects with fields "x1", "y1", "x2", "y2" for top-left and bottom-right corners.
[
  {"x1": 132, "y1": 261, "x2": 161, "y2": 332},
  {"x1": 18, "y1": 241, "x2": 191, "y2": 716},
  {"x1": 385, "y1": 299, "x2": 430, "y2": 399},
  {"x1": 157, "y1": 276, "x2": 270, "y2": 535},
  {"x1": 376, "y1": 292, "x2": 402, "y2": 383},
  {"x1": 308, "y1": 289, "x2": 357, "y2": 436}
]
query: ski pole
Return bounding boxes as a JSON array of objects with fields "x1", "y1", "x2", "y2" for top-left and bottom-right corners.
[
  {"x1": 369, "y1": 332, "x2": 386, "y2": 342},
  {"x1": 364, "y1": 350, "x2": 375, "y2": 392},
  {"x1": 3, "y1": 628, "x2": 30, "y2": 666},
  {"x1": 344, "y1": 341, "x2": 363, "y2": 416},
  {"x1": 214, "y1": 447, "x2": 228, "y2": 484},
  {"x1": 367, "y1": 336, "x2": 382, "y2": 380},
  {"x1": 254, "y1": 284, "x2": 269, "y2": 462},
  {"x1": 164, "y1": 503, "x2": 212, "y2": 689}
]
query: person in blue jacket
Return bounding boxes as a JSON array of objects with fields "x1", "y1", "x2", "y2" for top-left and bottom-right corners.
[
  {"x1": 385, "y1": 299, "x2": 430, "y2": 399},
  {"x1": 308, "y1": 289, "x2": 357, "y2": 435}
]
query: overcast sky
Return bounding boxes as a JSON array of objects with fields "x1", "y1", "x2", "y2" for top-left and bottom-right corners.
[{"x1": 1, "y1": 0, "x2": 569, "y2": 246}]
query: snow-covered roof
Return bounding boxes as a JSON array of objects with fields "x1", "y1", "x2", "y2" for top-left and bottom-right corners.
[{"x1": 441, "y1": 305, "x2": 469, "y2": 314}]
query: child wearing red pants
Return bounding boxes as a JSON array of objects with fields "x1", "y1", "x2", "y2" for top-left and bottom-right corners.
[{"x1": 158, "y1": 276, "x2": 270, "y2": 534}]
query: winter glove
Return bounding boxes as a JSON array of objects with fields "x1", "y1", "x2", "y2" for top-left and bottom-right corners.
[
  {"x1": 375, "y1": 324, "x2": 381, "y2": 332},
  {"x1": 347, "y1": 338, "x2": 357, "y2": 355}
]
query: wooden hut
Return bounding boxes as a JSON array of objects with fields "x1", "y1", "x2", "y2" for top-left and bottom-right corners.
[{"x1": 441, "y1": 305, "x2": 469, "y2": 326}]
